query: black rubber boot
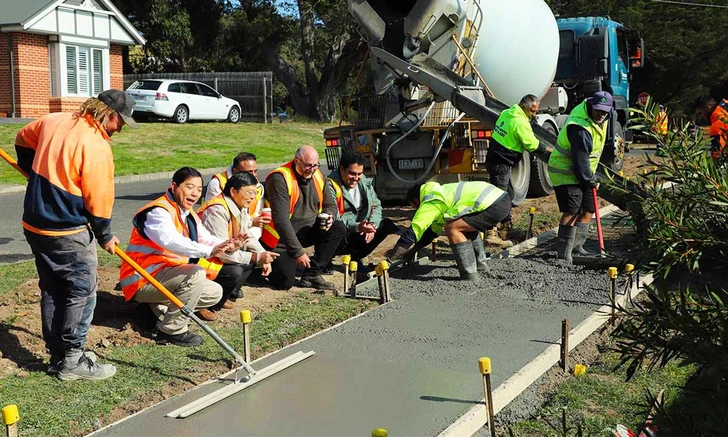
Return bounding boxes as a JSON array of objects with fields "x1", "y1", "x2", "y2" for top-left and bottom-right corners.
[
  {"x1": 572, "y1": 222, "x2": 592, "y2": 255},
  {"x1": 556, "y1": 224, "x2": 576, "y2": 263},
  {"x1": 452, "y1": 241, "x2": 479, "y2": 281},
  {"x1": 470, "y1": 233, "x2": 491, "y2": 275}
]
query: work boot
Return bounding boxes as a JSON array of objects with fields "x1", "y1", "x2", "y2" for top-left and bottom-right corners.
[
  {"x1": 195, "y1": 308, "x2": 217, "y2": 321},
  {"x1": 572, "y1": 222, "x2": 592, "y2": 256},
  {"x1": 58, "y1": 350, "x2": 116, "y2": 381},
  {"x1": 452, "y1": 241, "x2": 480, "y2": 281},
  {"x1": 299, "y1": 273, "x2": 336, "y2": 291},
  {"x1": 155, "y1": 330, "x2": 204, "y2": 347},
  {"x1": 470, "y1": 233, "x2": 490, "y2": 273},
  {"x1": 229, "y1": 287, "x2": 244, "y2": 300},
  {"x1": 556, "y1": 224, "x2": 576, "y2": 263},
  {"x1": 485, "y1": 227, "x2": 514, "y2": 248}
]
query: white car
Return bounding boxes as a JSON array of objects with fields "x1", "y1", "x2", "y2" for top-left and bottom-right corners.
[{"x1": 126, "y1": 79, "x2": 241, "y2": 124}]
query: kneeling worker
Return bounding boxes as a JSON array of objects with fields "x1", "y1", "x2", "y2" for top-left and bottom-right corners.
[
  {"x1": 328, "y1": 149, "x2": 399, "y2": 271},
  {"x1": 386, "y1": 181, "x2": 510, "y2": 280},
  {"x1": 119, "y1": 167, "x2": 243, "y2": 346},
  {"x1": 198, "y1": 172, "x2": 279, "y2": 312},
  {"x1": 547, "y1": 91, "x2": 613, "y2": 262}
]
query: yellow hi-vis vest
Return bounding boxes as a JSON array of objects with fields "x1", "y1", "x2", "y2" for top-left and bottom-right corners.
[
  {"x1": 119, "y1": 191, "x2": 223, "y2": 301},
  {"x1": 411, "y1": 181, "x2": 505, "y2": 240},
  {"x1": 260, "y1": 161, "x2": 325, "y2": 248},
  {"x1": 547, "y1": 100, "x2": 608, "y2": 187},
  {"x1": 327, "y1": 178, "x2": 345, "y2": 215}
]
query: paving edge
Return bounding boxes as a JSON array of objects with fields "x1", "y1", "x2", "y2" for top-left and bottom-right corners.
[{"x1": 438, "y1": 203, "x2": 646, "y2": 437}]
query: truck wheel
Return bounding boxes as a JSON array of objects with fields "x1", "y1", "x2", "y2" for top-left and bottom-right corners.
[
  {"x1": 528, "y1": 123, "x2": 555, "y2": 197},
  {"x1": 509, "y1": 150, "x2": 530, "y2": 206},
  {"x1": 600, "y1": 121, "x2": 625, "y2": 173}
]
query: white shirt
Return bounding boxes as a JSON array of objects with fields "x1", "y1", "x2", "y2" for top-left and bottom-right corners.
[
  {"x1": 203, "y1": 166, "x2": 233, "y2": 204},
  {"x1": 348, "y1": 185, "x2": 361, "y2": 209},
  {"x1": 144, "y1": 206, "x2": 224, "y2": 258}
]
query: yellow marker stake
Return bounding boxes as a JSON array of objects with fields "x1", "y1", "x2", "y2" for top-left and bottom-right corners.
[
  {"x1": 379, "y1": 260, "x2": 391, "y2": 302},
  {"x1": 241, "y1": 310, "x2": 252, "y2": 364},
  {"x1": 372, "y1": 429, "x2": 388, "y2": 437},
  {"x1": 340, "y1": 255, "x2": 351, "y2": 298},
  {"x1": 2, "y1": 404, "x2": 19, "y2": 437},
  {"x1": 349, "y1": 261, "x2": 358, "y2": 297},
  {"x1": 478, "y1": 357, "x2": 496, "y2": 437},
  {"x1": 624, "y1": 263, "x2": 635, "y2": 303},
  {"x1": 526, "y1": 207, "x2": 536, "y2": 240},
  {"x1": 608, "y1": 267, "x2": 618, "y2": 326},
  {"x1": 375, "y1": 265, "x2": 387, "y2": 304},
  {"x1": 573, "y1": 364, "x2": 587, "y2": 376}
]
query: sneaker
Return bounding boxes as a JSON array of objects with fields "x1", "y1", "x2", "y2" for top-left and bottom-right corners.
[
  {"x1": 155, "y1": 330, "x2": 204, "y2": 347},
  {"x1": 58, "y1": 353, "x2": 116, "y2": 381},
  {"x1": 230, "y1": 287, "x2": 244, "y2": 299},
  {"x1": 195, "y1": 308, "x2": 217, "y2": 321},
  {"x1": 49, "y1": 351, "x2": 97, "y2": 375},
  {"x1": 299, "y1": 274, "x2": 336, "y2": 291}
]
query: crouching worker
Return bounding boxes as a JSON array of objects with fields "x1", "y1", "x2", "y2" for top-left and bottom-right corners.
[
  {"x1": 386, "y1": 181, "x2": 510, "y2": 280},
  {"x1": 198, "y1": 172, "x2": 279, "y2": 312},
  {"x1": 119, "y1": 167, "x2": 243, "y2": 347}
]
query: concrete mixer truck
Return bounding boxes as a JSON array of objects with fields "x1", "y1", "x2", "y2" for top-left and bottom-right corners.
[{"x1": 322, "y1": 0, "x2": 644, "y2": 204}]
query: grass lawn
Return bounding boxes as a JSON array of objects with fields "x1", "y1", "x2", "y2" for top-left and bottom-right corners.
[{"x1": 0, "y1": 120, "x2": 334, "y2": 185}]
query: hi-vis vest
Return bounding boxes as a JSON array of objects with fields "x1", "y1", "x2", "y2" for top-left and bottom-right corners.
[
  {"x1": 248, "y1": 184, "x2": 264, "y2": 217},
  {"x1": 412, "y1": 181, "x2": 504, "y2": 240},
  {"x1": 260, "y1": 161, "x2": 325, "y2": 248},
  {"x1": 197, "y1": 193, "x2": 236, "y2": 239},
  {"x1": 200, "y1": 170, "x2": 229, "y2": 208},
  {"x1": 547, "y1": 100, "x2": 608, "y2": 187},
  {"x1": 327, "y1": 178, "x2": 345, "y2": 215},
  {"x1": 119, "y1": 192, "x2": 223, "y2": 301}
]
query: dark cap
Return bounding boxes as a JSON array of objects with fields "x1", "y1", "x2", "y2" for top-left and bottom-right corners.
[
  {"x1": 589, "y1": 91, "x2": 614, "y2": 112},
  {"x1": 98, "y1": 89, "x2": 139, "y2": 129}
]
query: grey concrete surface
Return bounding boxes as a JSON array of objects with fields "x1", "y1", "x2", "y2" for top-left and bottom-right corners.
[
  {"x1": 0, "y1": 161, "x2": 309, "y2": 264},
  {"x1": 93, "y1": 255, "x2": 610, "y2": 437}
]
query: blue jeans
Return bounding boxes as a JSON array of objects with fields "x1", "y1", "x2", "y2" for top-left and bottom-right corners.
[{"x1": 24, "y1": 228, "x2": 98, "y2": 355}]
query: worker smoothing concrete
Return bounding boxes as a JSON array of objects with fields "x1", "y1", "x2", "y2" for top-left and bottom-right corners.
[
  {"x1": 547, "y1": 91, "x2": 613, "y2": 262},
  {"x1": 14, "y1": 90, "x2": 137, "y2": 380},
  {"x1": 386, "y1": 181, "x2": 510, "y2": 280},
  {"x1": 486, "y1": 94, "x2": 553, "y2": 247}
]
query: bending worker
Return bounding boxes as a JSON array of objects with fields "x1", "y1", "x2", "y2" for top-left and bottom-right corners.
[
  {"x1": 485, "y1": 94, "x2": 552, "y2": 247},
  {"x1": 547, "y1": 91, "x2": 613, "y2": 262},
  {"x1": 694, "y1": 96, "x2": 728, "y2": 161},
  {"x1": 15, "y1": 89, "x2": 135, "y2": 381},
  {"x1": 327, "y1": 149, "x2": 400, "y2": 275},
  {"x1": 262, "y1": 145, "x2": 346, "y2": 291},
  {"x1": 198, "y1": 172, "x2": 279, "y2": 312},
  {"x1": 119, "y1": 167, "x2": 242, "y2": 346},
  {"x1": 386, "y1": 181, "x2": 510, "y2": 280}
]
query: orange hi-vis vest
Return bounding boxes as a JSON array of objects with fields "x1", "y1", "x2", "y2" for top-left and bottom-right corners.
[
  {"x1": 327, "y1": 178, "x2": 345, "y2": 215},
  {"x1": 197, "y1": 193, "x2": 237, "y2": 238},
  {"x1": 200, "y1": 170, "x2": 230, "y2": 208},
  {"x1": 248, "y1": 184, "x2": 264, "y2": 216},
  {"x1": 119, "y1": 192, "x2": 223, "y2": 301},
  {"x1": 260, "y1": 161, "x2": 325, "y2": 248}
]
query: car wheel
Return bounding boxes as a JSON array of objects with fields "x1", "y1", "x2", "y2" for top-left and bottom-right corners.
[
  {"x1": 174, "y1": 105, "x2": 189, "y2": 124},
  {"x1": 528, "y1": 122, "x2": 555, "y2": 197},
  {"x1": 228, "y1": 106, "x2": 240, "y2": 124},
  {"x1": 600, "y1": 121, "x2": 625, "y2": 173}
]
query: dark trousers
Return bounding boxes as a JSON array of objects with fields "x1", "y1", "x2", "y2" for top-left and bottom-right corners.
[
  {"x1": 212, "y1": 263, "x2": 253, "y2": 310},
  {"x1": 339, "y1": 217, "x2": 400, "y2": 261},
  {"x1": 486, "y1": 162, "x2": 513, "y2": 224},
  {"x1": 267, "y1": 220, "x2": 347, "y2": 290},
  {"x1": 24, "y1": 228, "x2": 98, "y2": 356}
]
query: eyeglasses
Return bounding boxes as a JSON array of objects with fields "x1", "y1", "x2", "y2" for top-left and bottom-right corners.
[
  {"x1": 240, "y1": 189, "x2": 258, "y2": 197},
  {"x1": 296, "y1": 158, "x2": 320, "y2": 170}
]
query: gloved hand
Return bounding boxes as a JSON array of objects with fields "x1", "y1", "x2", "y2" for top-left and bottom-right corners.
[{"x1": 386, "y1": 242, "x2": 411, "y2": 262}]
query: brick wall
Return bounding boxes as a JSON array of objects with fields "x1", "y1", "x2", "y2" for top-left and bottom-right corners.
[
  {"x1": 110, "y1": 44, "x2": 123, "y2": 90},
  {"x1": 15, "y1": 33, "x2": 51, "y2": 118},
  {"x1": 49, "y1": 97, "x2": 89, "y2": 113}
]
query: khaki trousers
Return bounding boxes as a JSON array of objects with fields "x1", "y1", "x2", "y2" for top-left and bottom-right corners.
[{"x1": 133, "y1": 264, "x2": 222, "y2": 335}]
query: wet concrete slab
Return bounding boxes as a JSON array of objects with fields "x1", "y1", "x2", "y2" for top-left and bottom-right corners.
[{"x1": 94, "y1": 255, "x2": 612, "y2": 437}]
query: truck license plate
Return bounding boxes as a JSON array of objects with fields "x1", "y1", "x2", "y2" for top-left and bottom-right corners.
[{"x1": 398, "y1": 158, "x2": 425, "y2": 170}]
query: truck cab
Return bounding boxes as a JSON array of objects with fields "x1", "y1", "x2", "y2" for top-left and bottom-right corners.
[{"x1": 554, "y1": 17, "x2": 644, "y2": 171}]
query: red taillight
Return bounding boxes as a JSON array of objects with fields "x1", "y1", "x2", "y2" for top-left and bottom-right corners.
[
  {"x1": 155, "y1": 92, "x2": 168, "y2": 101},
  {"x1": 325, "y1": 139, "x2": 339, "y2": 147},
  {"x1": 472, "y1": 130, "x2": 489, "y2": 139}
]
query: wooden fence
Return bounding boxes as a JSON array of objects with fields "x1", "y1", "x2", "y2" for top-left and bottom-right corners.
[{"x1": 123, "y1": 72, "x2": 274, "y2": 122}]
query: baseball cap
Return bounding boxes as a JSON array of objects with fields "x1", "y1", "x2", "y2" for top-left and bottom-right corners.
[
  {"x1": 589, "y1": 91, "x2": 614, "y2": 112},
  {"x1": 98, "y1": 89, "x2": 139, "y2": 129}
]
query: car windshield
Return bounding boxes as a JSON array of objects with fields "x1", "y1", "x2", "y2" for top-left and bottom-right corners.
[{"x1": 128, "y1": 80, "x2": 163, "y2": 91}]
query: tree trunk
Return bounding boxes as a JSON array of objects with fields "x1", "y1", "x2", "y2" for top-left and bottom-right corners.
[{"x1": 297, "y1": 0, "x2": 319, "y2": 118}]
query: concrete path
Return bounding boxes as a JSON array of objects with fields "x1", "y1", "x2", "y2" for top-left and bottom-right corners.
[{"x1": 92, "y1": 249, "x2": 615, "y2": 436}]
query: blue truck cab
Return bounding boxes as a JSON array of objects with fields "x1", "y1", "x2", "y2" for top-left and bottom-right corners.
[{"x1": 555, "y1": 17, "x2": 644, "y2": 171}]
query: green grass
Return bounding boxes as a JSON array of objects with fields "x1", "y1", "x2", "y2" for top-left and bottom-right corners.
[
  {"x1": 0, "y1": 120, "x2": 333, "y2": 185},
  {"x1": 0, "y1": 261, "x2": 36, "y2": 297},
  {"x1": 509, "y1": 349, "x2": 696, "y2": 436},
  {"x1": 0, "y1": 292, "x2": 375, "y2": 436}
]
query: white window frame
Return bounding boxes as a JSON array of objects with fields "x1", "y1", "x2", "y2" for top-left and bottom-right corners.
[{"x1": 55, "y1": 42, "x2": 110, "y2": 97}]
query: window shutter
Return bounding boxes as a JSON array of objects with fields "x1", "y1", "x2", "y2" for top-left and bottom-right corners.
[
  {"x1": 92, "y1": 49, "x2": 103, "y2": 95},
  {"x1": 78, "y1": 48, "x2": 90, "y2": 95},
  {"x1": 66, "y1": 46, "x2": 77, "y2": 94}
]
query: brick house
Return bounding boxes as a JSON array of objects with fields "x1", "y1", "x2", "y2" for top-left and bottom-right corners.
[{"x1": 0, "y1": 0, "x2": 145, "y2": 118}]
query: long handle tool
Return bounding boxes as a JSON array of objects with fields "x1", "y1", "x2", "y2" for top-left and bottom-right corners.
[{"x1": 592, "y1": 187, "x2": 605, "y2": 255}]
